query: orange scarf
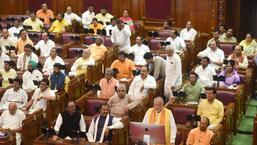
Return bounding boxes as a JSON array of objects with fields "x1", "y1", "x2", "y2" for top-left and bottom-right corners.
[{"x1": 148, "y1": 108, "x2": 171, "y2": 145}]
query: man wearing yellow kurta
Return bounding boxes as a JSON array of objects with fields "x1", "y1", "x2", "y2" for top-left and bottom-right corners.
[
  {"x1": 70, "y1": 49, "x2": 95, "y2": 77},
  {"x1": 143, "y1": 97, "x2": 177, "y2": 145},
  {"x1": 49, "y1": 14, "x2": 68, "y2": 34},
  {"x1": 88, "y1": 36, "x2": 107, "y2": 61},
  {"x1": 197, "y1": 87, "x2": 224, "y2": 129},
  {"x1": 0, "y1": 61, "x2": 17, "y2": 88}
]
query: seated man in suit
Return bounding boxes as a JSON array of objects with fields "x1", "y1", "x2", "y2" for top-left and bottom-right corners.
[
  {"x1": 53, "y1": 101, "x2": 86, "y2": 140},
  {"x1": 50, "y1": 63, "x2": 69, "y2": 92},
  {"x1": 0, "y1": 78, "x2": 28, "y2": 109},
  {"x1": 143, "y1": 97, "x2": 177, "y2": 145},
  {"x1": 87, "y1": 103, "x2": 123, "y2": 143},
  {"x1": 111, "y1": 51, "x2": 136, "y2": 82},
  {"x1": 143, "y1": 52, "x2": 166, "y2": 80},
  {"x1": 128, "y1": 66, "x2": 156, "y2": 102},
  {"x1": 23, "y1": 78, "x2": 56, "y2": 113},
  {"x1": 186, "y1": 116, "x2": 214, "y2": 145},
  {"x1": 181, "y1": 72, "x2": 205, "y2": 104},
  {"x1": 99, "y1": 68, "x2": 119, "y2": 98},
  {"x1": 197, "y1": 87, "x2": 224, "y2": 129},
  {"x1": 108, "y1": 84, "x2": 133, "y2": 117},
  {"x1": 0, "y1": 102, "x2": 26, "y2": 145}
]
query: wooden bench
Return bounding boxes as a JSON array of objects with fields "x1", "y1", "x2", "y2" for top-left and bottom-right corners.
[{"x1": 22, "y1": 109, "x2": 44, "y2": 145}]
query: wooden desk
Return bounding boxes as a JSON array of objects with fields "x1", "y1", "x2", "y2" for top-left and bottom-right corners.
[
  {"x1": 33, "y1": 134, "x2": 105, "y2": 145},
  {"x1": 0, "y1": 132, "x2": 16, "y2": 145}
]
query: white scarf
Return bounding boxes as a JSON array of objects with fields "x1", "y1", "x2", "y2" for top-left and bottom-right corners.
[{"x1": 93, "y1": 114, "x2": 110, "y2": 143}]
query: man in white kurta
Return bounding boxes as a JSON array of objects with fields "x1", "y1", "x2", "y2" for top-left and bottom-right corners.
[
  {"x1": 43, "y1": 48, "x2": 65, "y2": 75},
  {"x1": 64, "y1": 6, "x2": 82, "y2": 25},
  {"x1": 129, "y1": 36, "x2": 150, "y2": 65},
  {"x1": 17, "y1": 44, "x2": 38, "y2": 71},
  {"x1": 128, "y1": 66, "x2": 157, "y2": 102},
  {"x1": 195, "y1": 57, "x2": 216, "y2": 87},
  {"x1": 197, "y1": 40, "x2": 225, "y2": 70},
  {"x1": 82, "y1": 5, "x2": 95, "y2": 29},
  {"x1": 164, "y1": 45, "x2": 182, "y2": 98},
  {"x1": 0, "y1": 47, "x2": 10, "y2": 71},
  {"x1": 143, "y1": 97, "x2": 177, "y2": 145},
  {"x1": 105, "y1": 18, "x2": 117, "y2": 36},
  {"x1": 165, "y1": 29, "x2": 186, "y2": 53},
  {"x1": 22, "y1": 61, "x2": 43, "y2": 91},
  {"x1": 0, "y1": 29, "x2": 15, "y2": 54},
  {"x1": 24, "y1": 79, "x2": 56, "y2": 113},
  {"x1": 0, "y1": 103, "x2": 26, "y2": 145},
  {"x1": 8, "y1": 20, "x2": 23, "y2": 42},
  {"x1": 35, "y1": 32, "x2": 55, "y2": 57},
  {"x1": 0, "y1": 78, "x2": 28, "y2": 109},
  {"x1": 87, "y1": 103, "x2": 123, "y2": 143},
  {"x1": 180, "y1": 21, "x2": 197, "y2": 41},
  {"x1": 111, "y1": 20, "x2": 131, "y2": 52}
]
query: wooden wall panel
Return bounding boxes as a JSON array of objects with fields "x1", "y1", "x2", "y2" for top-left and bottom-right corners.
[
  {"x1": 145, "y1": 0, "x2": 170, "y2": 19},
  {"x1": 0, "y1": 0, "x2": 241, "y2": 34},
  {"x1": 27, "y1": 0, "x2": 51, "y2": 12}
]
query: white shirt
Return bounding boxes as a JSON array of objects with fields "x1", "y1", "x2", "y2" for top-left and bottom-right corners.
[
  {"x1": 82, "y1": 10, "x2": 95, "y2": 29},
  {"x1": 0, "y1": 109, "x2": 26, "y2": 144},
  {"x1": 17, "y1": 52, "x2": 38, "y2": 70},
  {"x1": 105, "y1": 25, "x2": 116, "y2": 36},
  {"x1": 165, "y1": 36, "x2": 186, "y2": 53},
  {"x1": 165, "y1": 54, "x2": 182, "y2": 87},
  {"x1": 54, "y1": 113, "x2": 86, "y2": 133},
  {"x1": 0, "y1": 37, "x2": 15, "y2": 54},
  {"x1": 0, "y1": 53, "x2": 10, "y2": 71},
  {"x1": 29, "y1": 88, "x2": 56, "y2": 112},
  {"x1": 128, "y1": 75, "x2": 156, "y2": 102},
  {"x1": 35, "y1": 39, "x2": 55, "y2": 57},
  {"x1": 8, "y1": 26, "x2": 23, "y2": 42},
  {"x1": 0, "y1": 88, "x2": 28, "y2": 109},
  {"x1": 64, "y1": 12, "x2": 82, "y2": 25},
  {"x1": 22, "y1": 70, "x2": 43, "y2": 90},
  {"x1": 194, "y1": 65, "x2": 216, "y2": 87},
  {"x1": 180, "y1": 28, "x2": 197, "y2": 41},
  {"x1": 43, "y1": 56, "x2": 65, "y2": 75},
  {"x1": 197, "y1": 47, "x2": 225, "y2": 70},
  {"x1": 111, "y1": 25, "x2": 131, "y2": 52},
  {"x1": 142, "y1": 108, "x2": 177, "y2": 144},
  {"x1": 129, "y1": 44, "x2": 150, "y2": 65}
]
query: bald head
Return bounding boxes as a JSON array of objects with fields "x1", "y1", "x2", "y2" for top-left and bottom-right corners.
[
  {"x1": 82, "y1": 49, "x2": 90, "y2": 59},
  {"x1": 117, "y1": 84, "x2": 126, "y2": 98},
  {"x1": 8, "y1": 102, "x2": 17, "y2": 115},
  {"x1": 154, "y1": 97, "x2": 164, "y2": 112}
]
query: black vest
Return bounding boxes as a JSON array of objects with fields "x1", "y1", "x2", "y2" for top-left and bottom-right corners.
[
  {"x1": 94, "y1": 115, "x2": 114, "y2": 142},
  {"x1": 58, "y1": 111, "x2": 81, "y2": 138}
]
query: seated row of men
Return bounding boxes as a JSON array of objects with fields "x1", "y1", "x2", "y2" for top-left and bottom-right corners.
[{"x1": 0, "y1": 86, "x2": 221, "y2": 145}]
